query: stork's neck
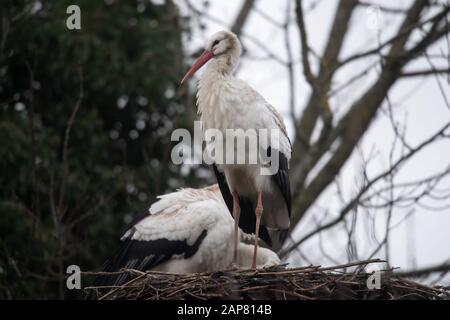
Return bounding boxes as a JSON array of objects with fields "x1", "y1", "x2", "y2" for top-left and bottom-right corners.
[
  {"x1": 197, "y1": 55, "x2": 237, "y2": 116},
  {"x1": 202, "y1": 55, "x2": 236, "y2": 82}
]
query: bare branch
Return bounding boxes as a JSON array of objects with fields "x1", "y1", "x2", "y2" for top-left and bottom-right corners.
[
  {"x1": 57, "y1": 66, "x2": 84, "y2": 219},
  {"x1": 290, "y1": 1, "x2": 450, "y2": 226},
  {"x1": 400, "y1": 67, "x2": 450, "y2": 77},
  {"x1": 295, "y1": 0, "x2": 317, "y2": 89},
  {"x1": 282, "y1": 121, "x2": 450, "y2": 257},
  {"x1": 284, "y1": 0, "x2": 296, "y2": 120},
  {"x1": 395, "y1": 262, "x2": 450, "y2": 278},
  {"x1": 292, "y1": 0, "x2": 358, "y2": 156},
  {"x1": 184, "y1": 0, "x2": 286, "y2": 65},
  {"x1": 231, "y1": 0, "x2": 257, "y2": 37},
  {"x1": 357, "y1": 1, "x2": 408, "y2": 14}
]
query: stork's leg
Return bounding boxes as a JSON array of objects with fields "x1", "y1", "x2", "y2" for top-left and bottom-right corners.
[
  {"x1": 252, "y1": 191, "x2": 263, "y2": 269},
  {"x1": 232, "y1": 191, "x2": 241, "y2": 265}
]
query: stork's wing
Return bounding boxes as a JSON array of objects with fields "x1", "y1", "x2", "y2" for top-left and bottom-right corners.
[
  {"x1": 213, "y1": 164, "x2": 272, "y2": 246},
  {"x1": 92, "y1": 218, "x2": 208, "y2": 287},
  {"x1": 264, "y1": 103, "x2": 292, "y2": 151},
  {"x1": 92, "y1": 191, "x2": 220, "y2": 287},
  {"x1": 268, "y1": 147, "x2": 291, "y2": 218},
  {"x1": 235, "y1": 79, "x2": 292, "y2": 159}
]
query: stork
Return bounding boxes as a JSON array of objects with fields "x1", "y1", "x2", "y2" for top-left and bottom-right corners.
[
  {"x1": 94, "y1": 185, "x2": 281, "y2": 287},
  {"x1": 181, "y1": 30, "x2": 292, "y2": 269}
]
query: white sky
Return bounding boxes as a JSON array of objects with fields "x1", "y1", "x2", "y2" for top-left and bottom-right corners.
[{"x1": 177, "y1": 0, "x2": 450, "y2": 276}]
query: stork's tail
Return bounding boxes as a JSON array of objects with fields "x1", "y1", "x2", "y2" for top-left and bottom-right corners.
[{"x1": 267, "y1": 228, "x2": 289, "y2": 252}]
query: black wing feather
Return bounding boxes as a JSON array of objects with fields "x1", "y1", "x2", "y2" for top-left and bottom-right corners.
[
  {"x1": 212, "y1": 164, "x2": 272, "y2": 246},
  {"x1": 268, "y1": 147, "x2": 291, "y2": 217},
  {"x1": 268, "y1": 147, "x2": 291, "y2": 245},
  {"x1": 92, "y1": 219, "x2": 208, "y2": 288}
]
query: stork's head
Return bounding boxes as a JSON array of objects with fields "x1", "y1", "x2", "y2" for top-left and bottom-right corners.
[{"x1": 181, "y1": 30, "x2": 242, "y2": 85}]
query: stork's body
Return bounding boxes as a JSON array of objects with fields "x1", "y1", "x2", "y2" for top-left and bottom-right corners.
[
  {"x1": 181, "y1": 31, "x2": 292, "y2": 268},
  {"x1": 94, "y1": 185, "x2": 280, "y2": 287}
]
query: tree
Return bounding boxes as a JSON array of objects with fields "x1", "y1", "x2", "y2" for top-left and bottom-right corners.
[
  {"x1": 1, "y1": 0, "x2": 449, "y2": 299},
  {"x1": 184, "y1": 0, "x2": 450, "y2": 281},
  {"x1": 0, "y1": 0, "x2": 197, "y2": 299}
]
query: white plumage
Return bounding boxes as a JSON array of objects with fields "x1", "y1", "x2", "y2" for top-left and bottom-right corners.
[
  {"x1": 96, "y1": 185, "x2": 280, "y2": 286},
  {"x1": 181, "y1": 30, "x2": 292, "y2": 268},
  {"x1": 127, "y1": 185, "x2": 234, "y2": 273}
]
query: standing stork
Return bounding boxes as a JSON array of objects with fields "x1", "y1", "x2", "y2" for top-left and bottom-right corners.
[
  {"x1": 93, "y1": 185, "x2": 281, "y2": 287},
  {"x1": 181, "y1": 30, "x2": 292, "y2": 268}
]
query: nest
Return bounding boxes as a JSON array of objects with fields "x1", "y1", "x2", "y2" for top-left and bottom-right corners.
[{"x1": 84, "y1": 259, "x2": 450, "y2": 300}]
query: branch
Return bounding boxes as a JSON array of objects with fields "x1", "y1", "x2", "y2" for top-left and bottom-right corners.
[
  {"x1": 231, "y1": 0, "x2": 257, "y2": 37},
  {"x1": 24, "y1": 60, "x2": 39, "y2": 232},
  {"x1": 282, "y1": 121, "x2": 450, "y2": 257},
  {"x1": 400, "y1": 67, "x2": 450, "y2": 77},
  {"x1": 295, "y1": 0, "x2": 333, "y2": 128},
  {"x1": 295, "y1": 0, "x2": 317, "y2": 89},
  {"x1": 395, "y1": 262, "x2": 450, "y2": 278},
  {"x1": 184, "y1": 0, "x2": 285, "y2": 65},
  {"x1": 290, "y1": 0, "x2": 449, "y2": 226},
  {"x1": 291, "y1": 0, "x2": 358, "y2": 195},
  {"x1": 57, "y1": 66, "x2": 84, "y2": 219},
  {"x1": 336, "y1": 1, "x2": 447, "y2": 69},
  {"x1": 357, "y1": 1, "x2": 408, "y2": 14},
  {"x1": 253, "y1": 6, "x2": 284, "y2": 28},
  {"x1": 284, "y1": 0, "x2": 296, "y2": 120}
]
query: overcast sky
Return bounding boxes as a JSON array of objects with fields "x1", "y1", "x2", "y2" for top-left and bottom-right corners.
[{"x1": 177, "y1": 0, "x2": 450, "y2": 275}]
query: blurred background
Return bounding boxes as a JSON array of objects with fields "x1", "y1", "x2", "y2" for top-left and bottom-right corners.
[{"x1": 1, "y1": 0, "x2": 449, "y2": 299}]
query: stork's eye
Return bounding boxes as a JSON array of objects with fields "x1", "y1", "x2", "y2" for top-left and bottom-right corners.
[{"x1": 212, "y1": 39, "x2": 220, "y2": 47}]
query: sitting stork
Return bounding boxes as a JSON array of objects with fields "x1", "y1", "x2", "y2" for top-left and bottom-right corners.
[
  {"x1": 94, "y1": 185, "x2": 280, "y2": 287},
  {"x1": 181, "y1": 30, "x2": 292, "y2": 268}
]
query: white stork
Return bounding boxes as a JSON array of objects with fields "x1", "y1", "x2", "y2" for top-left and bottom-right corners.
[
  {"x1": 94, "y1": 185, "x2": 280, "y2": 286},
  {"x1": 181, "y1": 30, "x2": 292, "y2": 268}
]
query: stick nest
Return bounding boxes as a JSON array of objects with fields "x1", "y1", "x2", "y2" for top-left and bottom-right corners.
[{"x1": 84, "y1": 259, "x2": 450, "y2": 300}]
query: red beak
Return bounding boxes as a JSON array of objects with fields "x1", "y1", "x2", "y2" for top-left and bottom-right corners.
[{"x1": 180, "y1": 50, "x2": 214, "y2": 85}]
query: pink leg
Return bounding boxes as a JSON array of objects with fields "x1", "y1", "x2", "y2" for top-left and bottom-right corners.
[
  {"x1": 252, "y1": 191, "x2": 263, "y2": 269},
  {"x1": 232, "y1": 191, "x2": 241, "y2": 264}
]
